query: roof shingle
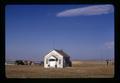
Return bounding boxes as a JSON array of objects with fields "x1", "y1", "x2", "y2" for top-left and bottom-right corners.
[{"x1": 54, "y1": 49, "x2": 70, "y2": 57}]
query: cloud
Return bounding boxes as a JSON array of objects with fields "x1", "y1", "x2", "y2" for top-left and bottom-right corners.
[
  {"x1": 104, "y1": 41, "x2": 114, "y2": 49},
  {"x1": 56, "y1": 5, "x2": 114, "y2": 17}
]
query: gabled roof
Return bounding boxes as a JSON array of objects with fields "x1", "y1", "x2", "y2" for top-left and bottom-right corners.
[{"x1": 54, "y1": 49, "x2": 70, "y2": 57}]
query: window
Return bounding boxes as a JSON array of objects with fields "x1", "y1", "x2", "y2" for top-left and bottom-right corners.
[
  {"x1": 49, "y1": 59, "x2": 56, "y2": 61},
  {"x1": 59, "y1": 59, "x2": 61, "y2": 64},
  {"x1": 46, "y1": 59, "x2": 48, "y2": 64}
]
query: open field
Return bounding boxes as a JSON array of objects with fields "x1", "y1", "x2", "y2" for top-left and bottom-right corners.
[{"x1": 5, "y1": 60, "x2": 114, "y2": 78}]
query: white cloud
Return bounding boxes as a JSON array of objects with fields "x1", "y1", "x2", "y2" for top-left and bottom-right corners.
[
  {"x1": 104, "y1": 41, "x2": 114, "y2": 49},
  {"x1": 56, "y1": 5, "x2": 114, "y2": 17}
]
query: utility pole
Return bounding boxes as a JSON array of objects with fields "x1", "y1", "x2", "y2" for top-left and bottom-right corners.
[{"x1": 52, "y1": 39, "x2": 55, "y2": 49}]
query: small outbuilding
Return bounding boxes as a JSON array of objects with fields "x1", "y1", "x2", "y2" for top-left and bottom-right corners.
[{"x1": 44, "y1": 49, "x2": 72, "y2": 68}]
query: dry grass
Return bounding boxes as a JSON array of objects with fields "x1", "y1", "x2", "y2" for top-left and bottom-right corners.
[{"x1": 5, "y1": 60, "x2": 114, "y2": 78}]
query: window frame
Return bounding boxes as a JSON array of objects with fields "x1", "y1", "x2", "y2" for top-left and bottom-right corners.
[{"x1": 59, "y1": 59, "x2": 61, "y2": 64}]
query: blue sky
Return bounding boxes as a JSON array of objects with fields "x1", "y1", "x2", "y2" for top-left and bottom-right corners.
[{"x1": 5, "y1": 4, "x2": 114, "y2": 61}]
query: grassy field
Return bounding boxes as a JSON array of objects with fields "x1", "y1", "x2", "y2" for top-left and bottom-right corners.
[{"x1": 5, "y1": 60, "x2": 114, "y2": 78}]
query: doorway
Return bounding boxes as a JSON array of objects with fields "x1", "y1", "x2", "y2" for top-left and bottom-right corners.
[{"x1": 49, "y1": 59, "x2": 57, "y2": 68}]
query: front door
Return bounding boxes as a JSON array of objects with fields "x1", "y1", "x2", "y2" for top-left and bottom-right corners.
[
  {"x1": 49, "y1": 59, "x2": 57, "y2": 68},
  {"x1": 49, "y1": 61, "x2": 56, "y2": 68}
]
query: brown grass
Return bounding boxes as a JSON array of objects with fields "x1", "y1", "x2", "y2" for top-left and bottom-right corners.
[{"x1": 5, "y1": 60, "x2": 114, "y2": 78}]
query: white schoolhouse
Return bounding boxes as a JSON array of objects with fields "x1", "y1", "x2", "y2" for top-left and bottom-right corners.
[{"x1": 44, "y1": 49, "x2": 72, "y2": 68}]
